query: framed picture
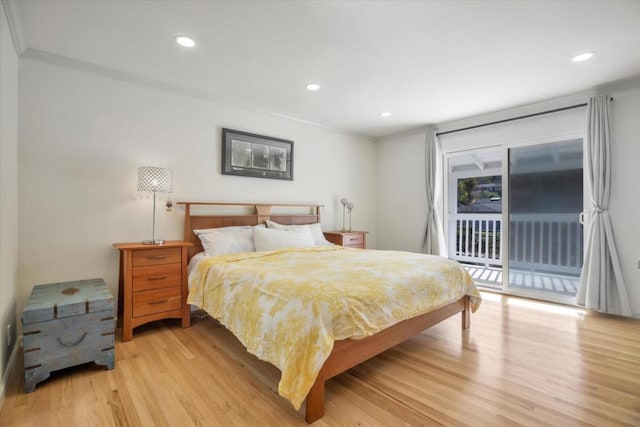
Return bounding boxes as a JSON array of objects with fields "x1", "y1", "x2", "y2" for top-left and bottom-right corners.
[{"x1": 222, "y1": 128, "x2": 293, "y2": 180}]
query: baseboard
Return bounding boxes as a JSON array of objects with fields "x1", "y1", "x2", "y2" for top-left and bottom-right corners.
[{"x1": 0, "y1": 336, "x2": 21, "y2": 412}]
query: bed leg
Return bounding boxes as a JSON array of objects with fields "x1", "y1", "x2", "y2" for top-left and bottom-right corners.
[
  {"x1": 305, "y1": 374, "x2": 325, "y2": 423},
  {"x1": 462, "y1": 296, "x2": 471, "y2": 330}
]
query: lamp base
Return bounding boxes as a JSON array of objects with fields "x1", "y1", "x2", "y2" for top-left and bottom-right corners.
[{"x1": 141, "y1": 239, "x2": 166, "y2": 245}]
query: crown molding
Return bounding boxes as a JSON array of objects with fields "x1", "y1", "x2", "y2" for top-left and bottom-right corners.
[
  {"x1": 596, "y1": 74, "x2": 640, "y2": 93},
  {"x1": 376, "y1": 74, "x2": 640, "y2": 143},
  {"x1": 2, "y1": 0, "x2": 26, "y2": 55},
  {"x1": 434, "y1": 93, "x2": 594, "y2": 137},
  {"x1": 433, "y1": 75, "x2": 640, "y2": 136},
  {"x1": 20, "y1": 48, "x2": 373, "y2": 142},
  {"x1": 374, "y1": 125, "x2": 436, "y2": 143}
]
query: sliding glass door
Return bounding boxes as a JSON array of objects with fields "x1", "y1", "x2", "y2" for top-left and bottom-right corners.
[
  {"x1": 447, "y1": 149, "x2": 503, "y2": 289},
  {"x1": 505, "y1": 139, "x2": 584, "y2": 299},
  {"x1": 446, "y1": 137, "x2": 585, "y2": 303}
]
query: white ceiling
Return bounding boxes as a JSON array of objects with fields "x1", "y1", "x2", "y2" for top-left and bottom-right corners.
[{"x1": 12, "y1": 0, "x2": 640, "y2": 139}]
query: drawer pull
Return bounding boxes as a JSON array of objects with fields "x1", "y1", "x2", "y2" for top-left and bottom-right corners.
[
  {"x1": 148, "y1": 275, "x2": 168, "y2": 281},
  {"x1": 57, "y1": 333, "x2": 87, "y2": 347},
  {"x1": 148, "y1": 255, "x2": 168, "y2": 260},
  {"x1": 149, "y1": 299, "x2": 169, "y2": 305}
]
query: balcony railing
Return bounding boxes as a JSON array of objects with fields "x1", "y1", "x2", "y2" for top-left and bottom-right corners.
[
  {"x1": 450, "y1": 214, "x2": 502, "y2": 266},
  {"x1": 449, "y1": 213, "x2": 582, "y2": 276}
]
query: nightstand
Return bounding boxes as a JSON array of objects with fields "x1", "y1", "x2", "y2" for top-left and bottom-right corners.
[
  {"x1": 323, "y1": 231, "x2": 368, "y2": 249},
  {"x1": 113, "y1": 241, "x2": 193, "y2": 341}
]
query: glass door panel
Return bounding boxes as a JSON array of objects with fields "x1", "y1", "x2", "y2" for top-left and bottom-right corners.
[
  {"x1": 507, "y1": 139, "x2": 583, "y2": 297},
  {"x1": 446, "y1": 149, "x2": 502, "y2": 289}
]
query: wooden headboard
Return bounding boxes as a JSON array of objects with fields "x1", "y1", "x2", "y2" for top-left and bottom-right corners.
[{"x1": 177, "y1": 201, "x2": 323, "y2": 260}]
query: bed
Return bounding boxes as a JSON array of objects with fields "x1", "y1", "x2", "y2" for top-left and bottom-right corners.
[{"x1": 179, "y1": 201, "x2": 481, "y2": 423}]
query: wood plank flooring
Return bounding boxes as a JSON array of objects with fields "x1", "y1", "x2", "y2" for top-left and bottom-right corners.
[{"x1": 1, "y1": 292, "x2": 639, "y2": 426}]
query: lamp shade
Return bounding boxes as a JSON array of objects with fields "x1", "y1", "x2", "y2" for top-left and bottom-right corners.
[{"x1": 137, "y1": 166, "x2": 173, "y2": 193}]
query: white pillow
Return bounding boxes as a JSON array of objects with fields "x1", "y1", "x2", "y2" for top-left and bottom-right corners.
[
  {"x1": 194, "y1": 227, "x2": 255, "y2": 256},
  {"x1": 253, "y1": 226, "x2": 315, "y2": 252},
  {"x1": 265, "y1": 220, "x2": 330, "y2": 246}
]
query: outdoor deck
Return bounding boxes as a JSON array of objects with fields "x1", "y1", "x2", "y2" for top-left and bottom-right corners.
[
  {"x1": 463, "y1": 263, "x2": 579, "y2": 296},
  {"x1": 451, "y1": 212, "x2": 583, "y2": 297}
]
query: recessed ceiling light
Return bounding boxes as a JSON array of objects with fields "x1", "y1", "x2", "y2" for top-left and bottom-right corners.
[
  {"x1": 380, "y1": 112, "x2": 392, "y2": 117},
  {"x1": 305, "y1": 83, "x2": 320, "y2": 91},
  {"x1": 572, "y1": 51, "x2": 594, "y2": 62},
  {"x1": 175, "y1": 36, "x2": 196, "y2": 48}
]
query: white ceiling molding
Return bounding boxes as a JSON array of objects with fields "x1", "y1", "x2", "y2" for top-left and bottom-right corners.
[
  {"x1": 374, "y1": 125, "x2": 436, "y2": 143},
  {"x1": 373, "y1": 75, "x2": 640, "y2": 144},
  {"x1": 596, "y1": 74, "x2": 640, "y2": 93},
  {"x1": 21, "y1": 48, "x2": 372, "y2": 142},
  {"x1": 375, "y1": 78, "x2": 640, "y2": 143},
  {"x1": 432, "y1": 75, "x2": 640, "y2": 138},
  {"x1": 2, "y1": 0, "x2": 27, "y2": 55},
  {"x1": 434, "y1": 92, "x2": 594, "y2": 137},
  {"x1": 12, "y1": 2, "x2": 640, "y2": 137}
]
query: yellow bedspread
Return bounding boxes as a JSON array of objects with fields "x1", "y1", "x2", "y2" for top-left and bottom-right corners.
[{"x1": 188, "y1": 246, "x2": 481, "y2": 410}]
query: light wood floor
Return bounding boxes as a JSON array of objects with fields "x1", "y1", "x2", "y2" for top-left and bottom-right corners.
[{"x1": 2, "y1": 292, "x2": 639, "y2": 426}]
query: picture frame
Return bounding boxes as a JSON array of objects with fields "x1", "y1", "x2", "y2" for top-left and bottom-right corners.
[{"x1": 221, "y1": 128, "x2": 294, "y2": 181}]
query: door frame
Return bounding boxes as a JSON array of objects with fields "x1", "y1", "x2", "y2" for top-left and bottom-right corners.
[
  {"x1": 446, "y1": 152, "x2": 502, "y2": 266},
  {"x1": 444, "y1": 131, "x2": 588, "y2": 305}
]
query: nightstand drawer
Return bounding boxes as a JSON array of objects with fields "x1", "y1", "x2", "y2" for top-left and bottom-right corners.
[
  {"x1": 343, "y1": 234, "x2": 364, "y2": 245},
  {"x1": 132, "y1": 263, "x2": 181, "y2": 292},
  {"x1": 132, "y1": 247, "x2": 181, "y2": 267},
  {"x1": 323, "y1": 231, "x2": 367, "y2": 249},
  {"x1": 133, "y1": 287, "x2": 181, "y2": 317}
]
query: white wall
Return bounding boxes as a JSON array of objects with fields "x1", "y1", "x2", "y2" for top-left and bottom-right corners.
[
  {"x1": 0, "y1": 2, "x2": 19, "y2": 397},
  {"x1": 18, "y1": 58, "x2": 376, "y2": 326},
  {"x1": 376, "y1": 132, "x2": 427, "y2": 252},
  {"x1": 375, "y1": 80, "x2": 640, "y2": 317},
  {"x1": 607, "y1": 82, "x2": 640, "y2": 318}
]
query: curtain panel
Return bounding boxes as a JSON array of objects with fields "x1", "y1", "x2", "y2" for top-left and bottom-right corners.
[
  {"x1": 423, "y1": 130, "x2": 446, "y2": 256},
  {"x1": 576, "y1": 94, "x2": 632, "y2": 316}
]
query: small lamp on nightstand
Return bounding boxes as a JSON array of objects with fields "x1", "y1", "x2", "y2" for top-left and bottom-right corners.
[
  {"x1": 346, "y1": 202, "x2": 354, "y2": 231},
  {"x1": 137, "y1": 166, "x2": 173, "y2": 245},
  {"x1": 340, "y1": 198, "x2": 349, "y2": 232}
]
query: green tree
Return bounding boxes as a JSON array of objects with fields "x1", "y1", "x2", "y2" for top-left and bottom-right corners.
[{"x1": 458, "y1": 178, "x2": 477, "y2": 206}]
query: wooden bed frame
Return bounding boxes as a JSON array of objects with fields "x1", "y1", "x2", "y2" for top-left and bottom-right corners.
[{"x1": 178, "y1": 201, "x2": 471, "y2": 423}]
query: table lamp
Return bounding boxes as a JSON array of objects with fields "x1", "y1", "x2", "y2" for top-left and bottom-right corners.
[{"x1": 137, "y1": 166, "x2": 173, "y2": 244}]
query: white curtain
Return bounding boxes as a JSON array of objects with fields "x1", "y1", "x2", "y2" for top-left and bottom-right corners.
[
  {"x1": 424, "y1": 130, "x2": 447, "y2": 256},
  {"x1": 576, "y1": 94, "x2": 632, "y2": 316}
]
